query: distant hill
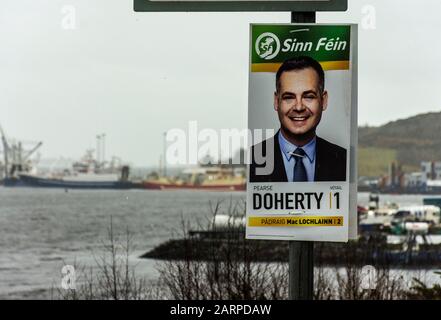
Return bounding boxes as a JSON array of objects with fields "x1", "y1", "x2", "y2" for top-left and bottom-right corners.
[{"x1": 358, "y1": 111, "x2": 441, "y2": 177}]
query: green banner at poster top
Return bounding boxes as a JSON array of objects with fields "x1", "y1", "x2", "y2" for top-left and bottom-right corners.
[{"x1": 251, "y1": 24, "x2": 351, "y2": 72}]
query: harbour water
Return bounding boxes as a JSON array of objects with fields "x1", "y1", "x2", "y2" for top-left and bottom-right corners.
[
  {"x1": 0, "y1": 187, "x2": 245, "y2": 299},
  {"x1": 0, "y1": 188, "x2": 439, "y2": 299}
]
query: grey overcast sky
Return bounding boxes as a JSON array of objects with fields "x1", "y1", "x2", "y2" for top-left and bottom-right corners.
[{"x1": 1, "y1": 0, "x2": 441, "y2": 166}]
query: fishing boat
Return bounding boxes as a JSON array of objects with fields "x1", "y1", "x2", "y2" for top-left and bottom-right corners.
[
  {"x1": 143, "y1": 166, "x2": 246, "y2": 191},
  {"x1": 18, "y1": 171, "x2": 132, "y2": 189},
  {"x1": 16, "y1": 150, "x2": 133, "y2": 189}
]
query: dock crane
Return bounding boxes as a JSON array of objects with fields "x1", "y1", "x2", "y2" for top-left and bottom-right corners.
[{"x1": 0, "y1": 124, "x2": 42, "y2": 179}]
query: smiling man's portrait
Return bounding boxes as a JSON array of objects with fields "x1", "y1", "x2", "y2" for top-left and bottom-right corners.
[{"x1": 249, "y1": 56, "x2": 347, "y2": 183}]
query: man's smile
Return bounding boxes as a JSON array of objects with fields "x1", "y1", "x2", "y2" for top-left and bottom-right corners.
[{"x1": 287, "y1": 114, "x2": 310, "y2": 123}]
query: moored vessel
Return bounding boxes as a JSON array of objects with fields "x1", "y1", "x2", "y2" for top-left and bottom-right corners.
[
  {"x1": 143, "y1": 167, "x2": 246, "y2": 191},
  {"x1": 16, "y1": 150, "x2": 132, "y2": 189}
]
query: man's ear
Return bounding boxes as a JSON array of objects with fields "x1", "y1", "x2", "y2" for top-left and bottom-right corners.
[
  {"x1": 321, "y1": 90, "x2": 328, "y2": 111},
  {"x1": 273, "y1": 91, "x2": 279, "y2": 111}
]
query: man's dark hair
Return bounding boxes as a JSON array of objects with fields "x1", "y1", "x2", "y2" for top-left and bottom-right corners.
[{"x1": 275, "y1": 56, "x2": 325, "y2": 95}]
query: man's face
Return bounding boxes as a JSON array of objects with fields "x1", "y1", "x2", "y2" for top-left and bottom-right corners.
[{"x1": 274, "y1": 67, "x2": 328, "y2": 143}]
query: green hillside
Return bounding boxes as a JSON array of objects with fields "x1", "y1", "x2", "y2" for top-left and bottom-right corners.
[
  {"x1": 357, "y1": 147, "x2": 396, "y2": 177},
  {"x1": 358, "y1": 111, "x2": 441, "y2": 177}
]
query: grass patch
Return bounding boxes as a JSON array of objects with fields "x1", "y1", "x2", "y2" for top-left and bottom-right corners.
[{"x1": 358, "y1": 147, "x2": 397, "y2": 177}]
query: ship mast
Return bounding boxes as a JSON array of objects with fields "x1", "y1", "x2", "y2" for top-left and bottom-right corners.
[
  {"x1": 101, "y1": 133, "x2": 106, "y2": 166},
  {"x1": 96, "y1": 135, "x2": 101, "y2": 165},
  {"x1": 95, "y1": 133, "x2": 106, "y2": 169},
  {"x1": 163, "y1": 131, "x2": 167, "y2": 177},
  {"x1": 23, "y1": 142, "x2": 43, "y2": 162},
  {"x1": 0, "y1": 124, "x2": 9, "y2": 178}
]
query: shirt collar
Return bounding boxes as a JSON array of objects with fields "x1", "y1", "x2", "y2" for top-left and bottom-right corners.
[{"x1": 278, "y1": 131, "x2": 316, "y2": 163}]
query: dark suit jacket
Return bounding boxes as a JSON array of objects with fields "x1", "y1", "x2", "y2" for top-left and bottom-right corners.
[{"x1": 249, "y1": 131, "x2": 347, "y2": 182}]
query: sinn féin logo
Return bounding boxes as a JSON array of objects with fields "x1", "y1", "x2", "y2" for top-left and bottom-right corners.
[{"x1": 255, "y1": 32, "x2": 281, "y2": 60}]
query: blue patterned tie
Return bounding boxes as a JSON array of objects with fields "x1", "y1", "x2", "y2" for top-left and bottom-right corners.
[{"x1": 292, "y1": 148, "x2": 307, "y2": 182}]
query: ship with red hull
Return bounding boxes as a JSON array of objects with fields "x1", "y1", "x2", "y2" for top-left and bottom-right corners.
[
  {"x1": 143, "y1": 181, "x2": 246, "y2": 191},
  {"x1": 143, "y1": 167, "x2": 246, "y2": 191}
]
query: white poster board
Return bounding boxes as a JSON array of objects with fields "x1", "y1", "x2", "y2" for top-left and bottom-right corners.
[{"x1": 246, "y1": 24, "x2": 357, "y2": 242}]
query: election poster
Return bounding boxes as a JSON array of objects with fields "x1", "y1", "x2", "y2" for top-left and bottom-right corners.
[{"x1": 246, "y1": 24, "x2": 357, "y2": 242}]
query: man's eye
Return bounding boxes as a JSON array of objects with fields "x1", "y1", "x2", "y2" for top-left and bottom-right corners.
[{"x1": 304, "y1": 96, "x2": 316, "y2": 100}]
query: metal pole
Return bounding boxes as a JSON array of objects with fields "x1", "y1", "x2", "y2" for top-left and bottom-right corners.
[
  {"x1": 291, "y1": 11, "x2": 316, "y2": 23},
  {"x1": 288, "y1": 11, "x2": 316, "y2": 301}
]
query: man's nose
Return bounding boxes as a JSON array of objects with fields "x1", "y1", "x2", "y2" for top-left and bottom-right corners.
[{"x1": 291, "y1": 99, "x2": 306, "y2": 112}]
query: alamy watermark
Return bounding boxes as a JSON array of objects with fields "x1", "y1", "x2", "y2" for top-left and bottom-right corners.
[
  {"x1": 61, "y1": 265, "x2": 76, "y2": 290},
  {"x1": 361, "y1": 265, "x2": 377, "y2": 290},
  {"x1": 165, "y1": 121, "x2": 275, "y2": 175},
  {"x1": 61, "y1": 5, "x2": 76, "y2": 30},
  {"x1": 361, "y1": 4, "x2": 377, "y2": 30}
]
